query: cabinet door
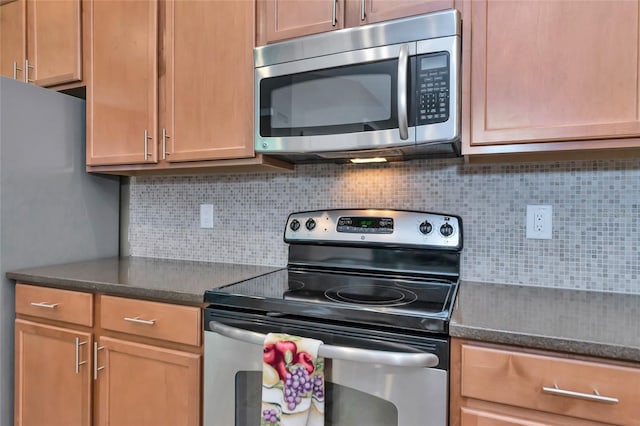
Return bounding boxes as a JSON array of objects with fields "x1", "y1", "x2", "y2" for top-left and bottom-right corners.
[
  {"x1": 259, "y1": 0, "x2": 345, "y2": 44},
  {"x1": 164, "y1": 0, "x2": 254, "y2": 162},
  {"x1": 0, "y1": 0, "x2": 26, "y2": 80},
  {"x1": 95, "y1": 337, "x2": 201, "y2": 426},
  {"x1": 14, "y1": 319, "x2": 92, "y2": 426},
  {"x1": 358, "y1": 0, "x2": 453, "y2": 26},
  {"x1": 467, "y1": 0, "x2": 640, "y2": 149},
  {"x1": 87, "y1": 0, "x2": 158, "y2": 166},
  {"x1": 26, "y1": 0, "x2": 81, "y2": 87}
]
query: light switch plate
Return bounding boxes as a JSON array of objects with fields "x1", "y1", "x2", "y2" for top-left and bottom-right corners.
[{"x1": 200, "y1": 204, "x2": 214, "y2": 229}]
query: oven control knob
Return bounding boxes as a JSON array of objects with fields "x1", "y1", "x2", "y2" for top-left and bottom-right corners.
[
  {"x1": 305, "y1": 218, "x2": 316, "y2": 231},
  {"x1": 440, "y1": 223, "x2": 454, "y2": 237},
  {"x1": 289, "y1": 219, "x2": 300, "y2": 231},
  {"x1": 419, "y1": 221, "x2": 432, "y2": 235}
]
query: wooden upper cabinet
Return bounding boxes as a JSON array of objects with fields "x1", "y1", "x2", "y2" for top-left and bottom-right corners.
[
  {"x1": 26, "y1": 0, "x2": 82, "y2": 87},
  {"x1": 0, "y1": 0, "x2": 26, "y2": 80},
  {"x1": 0, "y1": 0, "x2": 82, "y2": 87},
  {"x1": 257, "y1": 0, "x2": 454, "y2": 45},
  {"x1": 355, "y1": 0, "x2": 453, "y2": 26},
  {"x1": 258, "y1": 0, "x2": 345, "y2": 44},
  {"x1": 87, "y1": 0, "x2": 158, "y2": 166},
  {"x1": 464, "y1": 0, "x2": 640, "y2": 155},
  {"x1": 164, "y1": 0, "x2": 254, "y2": 162}
]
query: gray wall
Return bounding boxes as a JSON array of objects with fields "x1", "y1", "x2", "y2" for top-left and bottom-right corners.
[
  {"x1": 0, "y1": 77, "x2": 120, "y2": 426},
  {"x1": 128, "y1": 157, "x2": 640, "y2": 294}
]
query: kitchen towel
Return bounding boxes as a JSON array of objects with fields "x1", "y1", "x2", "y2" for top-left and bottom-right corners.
[{"x1": 261, "y1": 333, "x2": 325, "y2": 426}]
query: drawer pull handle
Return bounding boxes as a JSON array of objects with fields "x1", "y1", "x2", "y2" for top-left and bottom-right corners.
[
  {"x1": 542, "y1": 384, "x2": 619, "y2": 404},
  {"x1": 30, "y1": 302, "x2": 59, "y2": 309},
  {"x1": 123, "y1": 316, "x2": 156, "y2": 326}
]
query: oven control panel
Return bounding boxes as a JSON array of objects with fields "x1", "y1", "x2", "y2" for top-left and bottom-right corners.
[{"x1": 284, "y1": 209, "x2": 462, "y2": 249}]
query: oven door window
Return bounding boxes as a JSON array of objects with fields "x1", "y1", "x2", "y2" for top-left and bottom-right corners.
[
  {"x1": 234, "y1": 371, "x2": 398, "y2": 426},
  {"x1": 259, "y1": 60, "x2": 399, "y2": 137}
]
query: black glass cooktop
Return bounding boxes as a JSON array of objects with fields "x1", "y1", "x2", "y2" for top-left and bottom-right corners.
[{"x1": 204, "y1": 268, "x2": 458, "y2": 334}]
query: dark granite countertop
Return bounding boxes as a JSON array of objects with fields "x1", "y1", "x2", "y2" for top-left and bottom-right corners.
[
  {"x1": 451, "y1": 281, "x2": 640, "y2": 363},
  {"x1": 9, "y1": 260, "x2": 639, "y2": 362},
  {"x1": 6, "y1": 256, "x2": 283, "y2": 305}
]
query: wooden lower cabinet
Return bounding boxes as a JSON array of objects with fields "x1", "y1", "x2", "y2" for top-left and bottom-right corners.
[
  {"x1": 460, "y1": 407, "x2": 555, "y2": 426},
  {"x1": 451, "y1": 338, "x2": 640, "y2": 426},
  {"x1": 14, "y1": 319, "x2": 92, "y2": 426},
  {"x1": 14, "y1": 283, "x2": 203, "y2": 426},
  {"x1": 95, "y1": 337, "x2": 200, "y2": 426}
]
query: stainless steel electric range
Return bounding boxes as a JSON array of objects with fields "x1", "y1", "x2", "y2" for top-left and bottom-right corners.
[{"x1": 203, "y1": 209, "x2": 462, "y2": 426}]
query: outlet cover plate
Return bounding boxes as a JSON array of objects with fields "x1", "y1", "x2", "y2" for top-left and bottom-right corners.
[
  {"x1": 526, "y1": 205, "x2": 552, "y2": 239},
  {"x1": 200, "y1": 204, "x2": 214, "y2": 229}
]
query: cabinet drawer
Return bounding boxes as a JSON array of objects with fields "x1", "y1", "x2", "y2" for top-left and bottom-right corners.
[
  {"x1": 461, "y1": 345, "x2": 640, "y2": 425},
  {"x1": 100, "y1": 296, "x2": 201, "y2": 346},
  {"x1": 15, "y1": 284, "x2": 93, "y2": 326}
]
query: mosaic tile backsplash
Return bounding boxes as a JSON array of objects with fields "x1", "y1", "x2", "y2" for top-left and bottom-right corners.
[{"x1": 128, "y1": 158, "x2": 640, "y2": 294}]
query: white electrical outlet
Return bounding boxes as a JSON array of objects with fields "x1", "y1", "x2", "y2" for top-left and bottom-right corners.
[
  {"x1": 200, "y1": 204, "x2": 214, "y2": 229},
  {"x1": 526, "y1": 205, "x2": 552, "y2": 239}
]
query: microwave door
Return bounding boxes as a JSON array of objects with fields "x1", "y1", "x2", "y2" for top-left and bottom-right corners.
[{"x1": 255, "y1": 43, "x2": 417, "y2": 154}]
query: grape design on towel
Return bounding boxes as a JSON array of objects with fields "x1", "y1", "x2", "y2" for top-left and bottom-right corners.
[{"x1": 261, "y1": 333, "x2": 324, "y2": 426}]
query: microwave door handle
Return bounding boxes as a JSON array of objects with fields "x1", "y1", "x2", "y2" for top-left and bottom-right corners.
[
  {"x1": 208, "y1": 320, "x2": 439, "y2": 368},
  {"x1": 397, "y1": 44, "x2": 409, "y2": 140}
]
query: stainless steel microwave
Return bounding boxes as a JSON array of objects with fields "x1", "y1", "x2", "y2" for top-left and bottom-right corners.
[{"x1": 254, "y1": 9, "x2": 461, "y2": 163}]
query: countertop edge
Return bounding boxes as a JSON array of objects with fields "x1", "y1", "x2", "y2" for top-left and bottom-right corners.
[
  {"x1": 7, "y1": 272, "x2": 206, "y2": 306},
  {"x1": 450, "y1": 323, "x2": 640, "y2": 364}
]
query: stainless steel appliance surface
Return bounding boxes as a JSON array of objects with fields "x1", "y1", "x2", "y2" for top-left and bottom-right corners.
[
  {"x1": 254, "y1": 10, "x2": 461, "y2": 163},
  {"x1": 204, "y1": 209, "x2": 462, "y2": 426}
]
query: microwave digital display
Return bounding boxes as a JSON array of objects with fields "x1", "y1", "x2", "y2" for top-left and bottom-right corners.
[
  {"x1": 336, "y1": 217, "x2": 394, "y2": 234},
  {"x1": 421, "y1": 54, "x2": 447, "y2": 71}
]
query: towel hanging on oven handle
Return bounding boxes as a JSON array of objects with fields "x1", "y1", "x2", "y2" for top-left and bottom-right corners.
[{"x1": 209, "y1": 320, "x2": 439, "y2": 368}]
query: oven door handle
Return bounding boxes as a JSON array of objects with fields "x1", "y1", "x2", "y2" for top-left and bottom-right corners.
[{"x1": 208, "y1": 321, "x2": 439, "y2": 368}]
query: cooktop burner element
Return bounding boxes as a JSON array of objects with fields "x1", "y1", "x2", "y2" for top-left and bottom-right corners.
[
  {"x1": 325, "y1": 285, "x2": 417, "y2": 306},
  {"x1": 204, "y1": 209, "x2": 462, "y2": 334}
]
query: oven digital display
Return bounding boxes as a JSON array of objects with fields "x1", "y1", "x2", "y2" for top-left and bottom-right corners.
[{"x1": 336, "y1": 217, "x2": 393, "y2": 233}]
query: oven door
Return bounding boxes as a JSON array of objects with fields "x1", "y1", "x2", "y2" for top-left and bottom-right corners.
[
  {"x1": 255, "y1": 43, "x2": 417, "y2": 154},
  {"x1": 203, "y1": 309, "x2": 448, "y2": 426}
]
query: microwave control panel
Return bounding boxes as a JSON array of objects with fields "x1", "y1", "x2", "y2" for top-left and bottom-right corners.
[{"x1": 416, "y1": 52, "x2": 450, "y2": 125}]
